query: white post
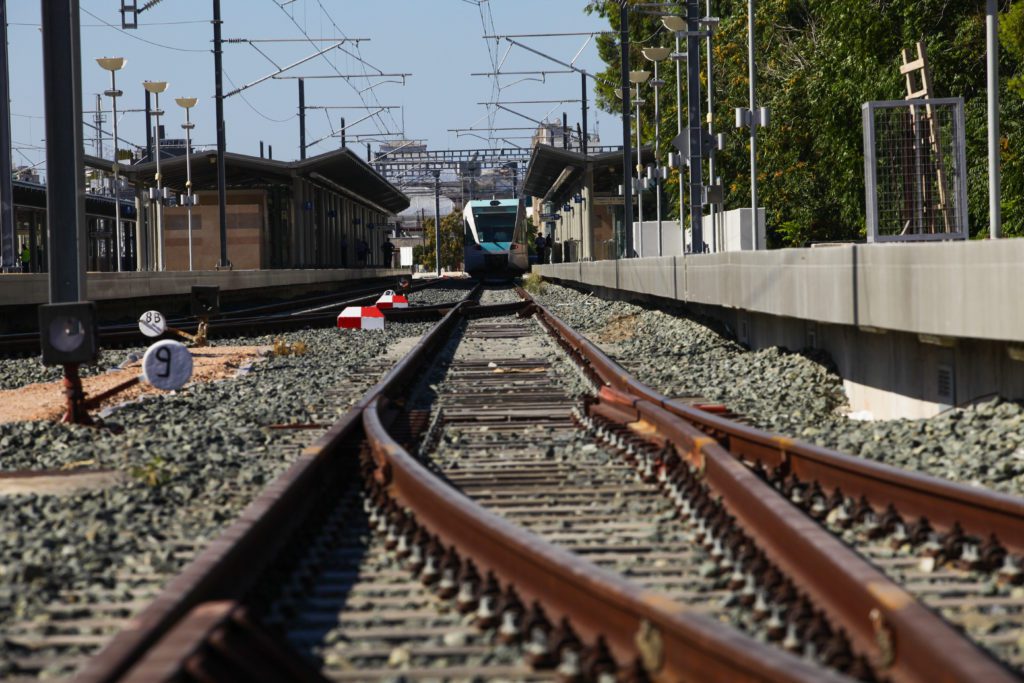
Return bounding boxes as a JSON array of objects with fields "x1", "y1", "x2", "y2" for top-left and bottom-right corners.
[
  {"x1": 153, "y1": 92, "x2": 164, "y2": 270},
  {"x1": 987, "y1": 0, "x2": 1002, "y2": 239},
  {"x1": 747, "y1": 0, "x2": 759, "y2": 249},
  {"x1": 636, "y1": 93, "x2": 643, "y2": 258},
  {"x1": 184, "y1": 106, "x2": 194, "y2": 271}
]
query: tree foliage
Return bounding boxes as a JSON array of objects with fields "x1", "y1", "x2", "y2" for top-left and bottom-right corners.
[
  {"x1": 418, "y1": 210, "x2": 464, "y2": 272},
  {"x1": 587, "y1": 0, "x2": 1024, "y2": 244}
]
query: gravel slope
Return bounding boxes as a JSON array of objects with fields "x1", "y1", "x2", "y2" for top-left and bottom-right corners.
[
  {"x1": 0, "y1": 320, "x2": 438, "y2": 677},
  {"x1": 534, "y1": 282, "x2": 1024, "y2": 497}
]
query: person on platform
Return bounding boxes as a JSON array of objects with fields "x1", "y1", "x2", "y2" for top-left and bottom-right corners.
[
  {"x1": 20, "y1": 244, "x2": 30, "y2": 273},
  {"x1": 382, "y1": 238, "x2": 395, "y2": 268},
  {"x1": 534, "y1": 234, "x2": 546, "y2": 265}
]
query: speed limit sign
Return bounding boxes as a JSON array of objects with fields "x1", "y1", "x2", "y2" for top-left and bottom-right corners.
[
  {"x1": 138, "y1": 310, "x2": 167, "y2": 338},
  {"x1": 141, "y1": 340, "x2": 193, "y2": 391}
]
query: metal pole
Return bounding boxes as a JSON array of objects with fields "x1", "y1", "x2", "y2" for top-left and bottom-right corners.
[
  {"x1": 432, "y1": 169, "x2": 441, "y2": 277},
  {"x1": 144, "y1": 90, "x2": 152, "y2": 159},
  {"x1": 620, "y1": 3, "x2": 634, "y2": 259},
  {"x1": 108, "y1": 69, "x2": 123, "y2": 271},
  {"x1": 581, "y1": 71, "x2": 588, "y2": 155},
  {"x1": 0, "y1": 0, "x2": 16, "y2": 272},
  {"x1": 687, "y1": 0, "x2": 704, "y2": 252},
  {"x1": 298, "y1": 77, "x2": 306, "y2": 160},
  {"x1": 184, "y1": 106, "x2": 194, "y2": 271},
  {"x1": 152, "y1": 91, "x2": 164, "y2": 271},
  {"x1": 706, "y1": 0, "x2": 718, "y2": 253},
  {"x1": 41, "y1": 0, "x2": 86, "y2": 302},
  {"x1": 340, "y1": 117, "x2": 346, "y2": 147},
  {"x1": 94, "y1": 94, "x2": 103, "y2": 157},
  {"x1": 747, "y1": 0, "x2": 759, "y2": 249},
  {"x1": 987, "y1": 0, "x2": 1001, "y2": 239},
  {"x1": 653, "y1": 60, "x2": 662, "y2": 256},
  {"x1": 674, "y1": 32, "x2": 684, "y2": 254},
  {"x1": 636, "y1": 94, "x2": 644, "y2": 257},
  {"x1": 562, "y1": 112, "x2": 569, "y2": 149},
  {"x1": 213, "y1": 0, "x2": 229, "y2": 268}
]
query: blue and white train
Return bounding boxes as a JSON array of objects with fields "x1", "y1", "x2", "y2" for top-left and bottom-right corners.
[{"x1": 462, "y1": 198, "x2": 529, "y2": 279}]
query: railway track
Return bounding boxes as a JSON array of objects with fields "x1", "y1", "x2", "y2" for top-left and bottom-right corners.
[{"x1": 24, "y1": 283, "x2": 1023, "y2": 681}]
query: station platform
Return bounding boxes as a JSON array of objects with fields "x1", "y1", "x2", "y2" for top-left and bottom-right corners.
[
  {"x1": 0, "y1": 267, "x2": 409, "y2": 333},
  {"x1": 535, "y1": 239, "x2": 1024, "y2": 419},
  {"x1": 0, "y1": 267, "x2": 408, "y2": 307}
]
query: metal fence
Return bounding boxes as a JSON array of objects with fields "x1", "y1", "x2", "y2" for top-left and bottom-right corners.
[{"x1": 862, "y1": 98, "x2": 968, "y2": 242}]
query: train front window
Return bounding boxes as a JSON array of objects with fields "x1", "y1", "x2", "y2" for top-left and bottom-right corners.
[{"x1": 472, "y1": 209, "x2": 516, "y2": 243}]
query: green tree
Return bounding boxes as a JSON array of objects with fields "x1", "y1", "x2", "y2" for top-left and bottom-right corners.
[
  {"x1": 419, "y1": 211, "x2": 464, "y2": 272},
  {"x1": 586, "y1": 0, "x2": 1024, "y2": 243}
]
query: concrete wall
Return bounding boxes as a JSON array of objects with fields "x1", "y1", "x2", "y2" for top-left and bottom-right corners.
[
  {"x1": 534, "y1": 240, "x2": 1024, "y2": 418},
  {"x1": 0, "y1": 267, "x2": 408, "y2": 307}
]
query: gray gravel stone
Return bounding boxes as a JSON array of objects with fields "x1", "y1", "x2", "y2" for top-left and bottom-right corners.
[
  {"x1": 0, "y1": 320, "x2": 434, "y2": 670},
  {"x1": 534, "y1": 282, "x2": 1024, "y2": 497}
]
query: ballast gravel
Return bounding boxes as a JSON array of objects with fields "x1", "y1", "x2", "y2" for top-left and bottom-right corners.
[
  {"x1": 533, "y1": 282, "x2": 1024, "y2": 498},
  {"x1": 0, "y1": 316, "x2": 443, "y2": 678}
]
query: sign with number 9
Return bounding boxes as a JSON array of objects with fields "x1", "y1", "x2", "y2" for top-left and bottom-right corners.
[
  {"x1": 142, "y1": 340, "x2": 193, "y2": 391},
  {"x1": 138, "y1": 310, "x2": 167, "y2": 338}
]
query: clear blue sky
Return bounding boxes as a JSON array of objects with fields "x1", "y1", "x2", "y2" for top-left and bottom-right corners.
[{"x1": 7, "y1": 1, "x2": 621, "y2": 175}]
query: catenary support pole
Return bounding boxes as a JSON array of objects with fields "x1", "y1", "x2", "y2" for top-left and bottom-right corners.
[
  {"x1": 652, "y1": 60, "x2": 662, "y2": 256},
  {"x1": 432, "y1": 169, "x2": 441, "y2": 277},
  {"x1": 213, "y1": 0, "x2": 229, "y2": 268},
  {"x1": 562, "y1": 112, "x2": 569, "y2": 149},
  {"x1": 41, "y1": 0, "x2": 86, "y2": 302},
  {"x1": 674, "y1": 31, "x2": 684, "y2": 253},
  {"x1": 706, "y1": 0, "x2": 718, "y2": 253},
  {"x1": 687, "y1": 0, "x2": 704, "y2": 252},
  {"x1": 581, "y1": 71, "x2": 588, "y2": 155},
  {"x1": 620, "y1": 2, "x2": 634, "y2": 258},
  {"x1": 987, "y1": 0, "x2": 1001, "y2": 239},
  {"x1": 0, "y1": 0, "x2": 16, "y2": 272},
  {"x1": 747, "y1": 0, "x2": 759, "y2": 249},
  {"x1": 298, "y1": 78, "x2": 306, "y2": 160}
]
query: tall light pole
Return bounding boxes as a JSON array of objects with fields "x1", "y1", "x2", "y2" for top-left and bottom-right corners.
[
  {"x1": 705, "y1": 1, "x2": 720, "y2": 253},
  {"x1": 97, "y1": 57, "x2": 125, "y2": 272},
  {"x1": 619, "y1": 2, "x2": 634, "y2": 259},
  {"x1": 212, "y1": 0, "x2": 229, "y2": 268},
  {"x1": 630, "y1": 70, "x2": 650, "y2": 257},
  {"x1": 176, "y1": 97, "x2": 198, "y2": 271},
  {"x1": 143, "y1": 80, "x2": 168, "y2": 271},
  {"x1": 746, "y1": 0, "x2": 759, "y2": 248},
  {"x1": 986, "y1": 0, "x2": 1001, "y2": 239},
  {"x1": 643, "y1": 47, "x2": 670, "y2": 256},
  {"x1": 662, "y1": 15, "x2": 687, "y2": 253}
]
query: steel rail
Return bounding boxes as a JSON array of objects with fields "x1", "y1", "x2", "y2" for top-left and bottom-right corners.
[
  {"x1": 362, "y1": 395, "x2": 842, "y2": 683},
  {"x1": 523, "y1": 289, "x2": 1023, "y2": 682},
  {"x1": 531, "y1": 293, "x2": 1024, "y2": 555},
  {"x1": 73, "y1": 296, "x2": 479, "y2": 683}
]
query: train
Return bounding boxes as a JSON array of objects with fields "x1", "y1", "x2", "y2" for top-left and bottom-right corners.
[{"x1": 462, "y1": 198, "x2": 529, "y2": 278}]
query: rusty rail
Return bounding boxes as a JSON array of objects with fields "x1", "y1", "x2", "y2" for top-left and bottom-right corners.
[
  {"x1": 522, "y1": 288, "x2": 1022, "y2": 682},
  {"x1": 528, "y1": 290, "x2": 1024, "y2": 555},
  {"x1": 362, "y1": 396, "x2": 844, "y2": 683}
]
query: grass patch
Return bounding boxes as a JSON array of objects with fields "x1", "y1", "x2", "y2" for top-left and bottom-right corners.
[{"x1": 522, "y1": 272, "x2": 547, "y2": 295}]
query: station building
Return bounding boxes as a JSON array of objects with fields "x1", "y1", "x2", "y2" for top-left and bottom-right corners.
[
  {"x1": 100, "y1": 146, "x2": 409, "y2": 271},
  {"x1": 522, "y1": 143, "x2": 655, "y2": 262}
]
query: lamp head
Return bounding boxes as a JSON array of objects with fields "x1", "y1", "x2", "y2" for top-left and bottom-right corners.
[
  {"x1": 661, "y1": 15, "x2": 686, "y2": 32},
  {"x1": 642, "y1": 47, "x2": 672, "y2": 62},
  {"x1": 38, "y1": 302, "x2": 99, "y2": 365},
  {"x1": 628, "y1": 70, "x2": 651, "y2": 84},
  {"x1": 614, "y1": 87, "x2": 624, "y2": 99},
  {"x1": 175, "y1": 97, "x2": 198, "y2": 109},
  {"x1": 143, "y1": 80, "x2": 169, "y2": 94},
  {"x1": 96, "y1": 57, "x2": 126, "y2": 72}
]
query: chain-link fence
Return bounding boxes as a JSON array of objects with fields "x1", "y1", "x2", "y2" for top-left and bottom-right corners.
[{"x1": 862, "y1": 98, "x2": 968, "y2": 242}]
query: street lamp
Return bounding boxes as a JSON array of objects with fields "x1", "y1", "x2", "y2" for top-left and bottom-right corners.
[
  {"x1": 143, "y1": 80, "x2": 169, "y2": 271},
  {"x1": 643, "y1": 47, "x2": 671, "y2": 256},
  {"x1": 662, "y1": 16, "x2": 688, "y2": 252},
  {"x1": 97, "y1": 57, "x2": 126, "y2": 272},
  {"x1": 629, "y1": 70, "x2": 650, "y2": 257},
  {"x1": 176, "y1": 97, "x2": 198, "y2": 271}
]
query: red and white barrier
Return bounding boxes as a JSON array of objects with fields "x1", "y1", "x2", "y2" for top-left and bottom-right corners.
[
  {"x1": 337, "y1": 306, "x2": 385, "y2": 330},
  {"x1": 375, "y1": 289, "x2": 409, "y2": 310}
]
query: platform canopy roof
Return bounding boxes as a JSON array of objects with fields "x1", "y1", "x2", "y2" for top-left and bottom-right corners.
[
  {"x1": 522, "y1": 143, "x2": 654, "y2": 206},
  {"x1": 85, "y1": 147, "x2": 410, "y2": 215}
]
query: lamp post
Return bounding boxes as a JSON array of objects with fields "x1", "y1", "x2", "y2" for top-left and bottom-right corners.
[
  {"x1": 662, "y1": 15, "x2": 686, "y2": 253},
  {"x1": 643, "y1": 47, "x2": 670, "y2": 256},
  {"x1": 143, "y1": 80, "x2": 168, "y2": 271},
  {"x1": 176, "y1": 97, "x2": 198, "y2": 271},
  {"x1": 432, "y1": 169, "x2": 441, "y2": 278},
  {"x1": 97, "y1": 57, "x2": 125, "y2": 272},
  {"x1": 629, "y1": 70, "x2": 650, "y2": 257}
]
